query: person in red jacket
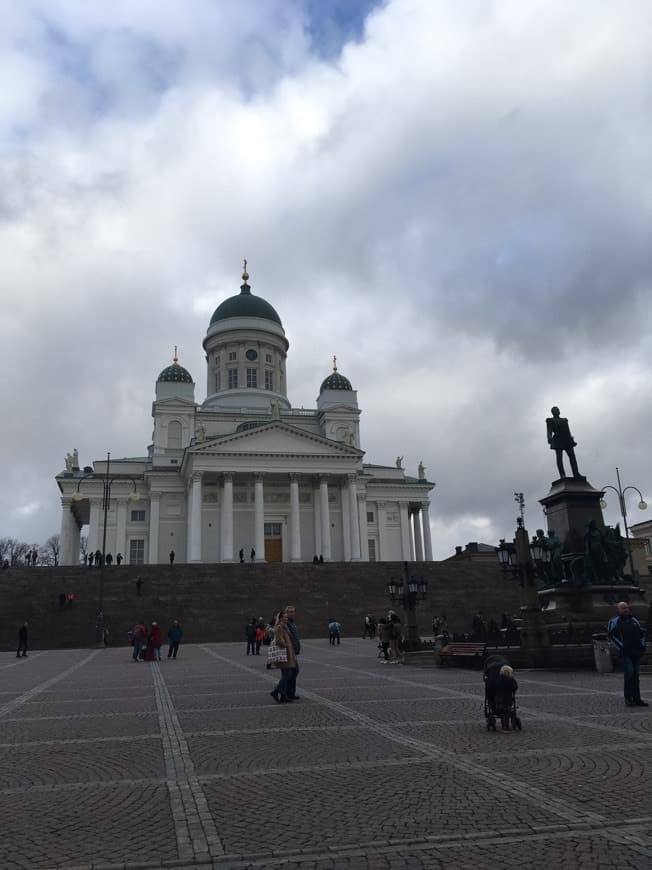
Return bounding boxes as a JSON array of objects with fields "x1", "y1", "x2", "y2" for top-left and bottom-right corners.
[{"x1": 148, "y1": 621, "x2": 163, "y2": 661}]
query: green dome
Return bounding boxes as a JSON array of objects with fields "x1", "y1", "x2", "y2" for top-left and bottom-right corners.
[
  {"x1": 158, "y1": 360, "x2": 193, "y2": 383},
  {"x1": 210, "y1": 282, "x2": 282, "y2": 327},
  {"x1": 320, "y1": 371, "x2": 353, "y2": 392}
]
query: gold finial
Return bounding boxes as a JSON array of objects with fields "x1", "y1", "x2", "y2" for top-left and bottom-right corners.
[
  {"x1": 333, "y1": 355, "x2": 337, "y2": 372},
  {"x1": 173, "y1": 345, "x2": 178, "y2": 365},
  {"x1": 242, "y1": 258, "x2": 249, "y2": 283}
]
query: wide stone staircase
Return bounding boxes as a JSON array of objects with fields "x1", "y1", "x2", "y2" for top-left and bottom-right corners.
[{"x1": 0, "y1": 561, "x2": 519, "y2": 650}]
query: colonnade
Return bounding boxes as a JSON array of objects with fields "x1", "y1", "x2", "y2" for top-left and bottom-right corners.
[
  {"x1": 182, "y1": 472, "x2": 363, "y2": 563},
  {"x1": 58, "y1": 475, "x2": 434, "y2": 565}
]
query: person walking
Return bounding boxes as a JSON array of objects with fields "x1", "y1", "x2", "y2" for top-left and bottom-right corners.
[
  {"x1": 285, "y1": 605, "x2": 301, "y2": 699},
  {"x1": 116, "y1": 553, "x2": 123, "y2": 566},
  {"x1": 167, "y1": 620, "x2": 183, "y2": 658},
  {"x1": 149, "y1": 621, "x2": 163, "y2": 661},
  {"x1": 270, "y1": 611, "x2": 296, "y2": 703},
  {"x1": 16, "y1": 622, "x2": 28, "y2": 657},
  {"x1": 389, "y1": 611, "x2": 402, "y2": 663},
  {"x1": 169, "y1": 550, "x2": 175, "y2": 565},
  {"x1": 378, "y1": 617, "x2": 392, "y2": 662},
  {"x1": 245, "y1": 617, "x2": 257, "y2": 655},
  {"x1": 608, "y1": 601, "x2": 648, "y2": 707},
  {"x1": 328, "y1": 618, "x2": 341, "y2": 645},
  {"x1": 131, "y1": 621, "x2": 147, "y2": 662},
  {"x1": 255, "y1": 619, "x2": 265, "y2": 655}
]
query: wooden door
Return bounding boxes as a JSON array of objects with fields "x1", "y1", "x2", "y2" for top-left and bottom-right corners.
[{"x1": 265, "y1": 538, "x2": 283, "y2": 562}]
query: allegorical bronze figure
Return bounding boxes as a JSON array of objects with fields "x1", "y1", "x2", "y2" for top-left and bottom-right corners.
[{"x1": 546, "y1": 406, "x2": 581, "y2": 478}]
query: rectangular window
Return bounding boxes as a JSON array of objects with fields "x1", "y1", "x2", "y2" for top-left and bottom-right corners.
[
  {"x1": 265, "y1": 369, "x2": 273, "y2": 391},
  {"x1": 265, "y1": 353, "x2": 273, "y2": 363},
  {"x1": 129, "y1": 539, "x2": 145, "y2": 564},
  {"x1": 215, "y1": 371, "x2": 221, "y2": 391},
  {"x1": 368, "y1": 539, "x2": 377, "y2": 562},
  {"x1": 246, "y1": 367, "x2": 257, "y2": 388},
  {"x1": 215, "y1": 354, "x2": 220, "y2": 367},
  {"x1": 265, "y1": 523, "x2": 282, "y2": 536},
  {"x1": 130, "y1": 510, "x2": 146, "y2": 522},
  {"x1": 228, "y1": 368, "x2": 238, "y2": 389},
  {"x1": 366, "y1": 511, "x2": 374, "y2": 523},
  {"x1": 228, "y1": 351, "x2": 237, "y2": 361}
]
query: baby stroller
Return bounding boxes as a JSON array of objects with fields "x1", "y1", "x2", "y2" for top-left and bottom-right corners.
[{"x1": 483, "y1": 654, "x2": 522, "y2": 732}]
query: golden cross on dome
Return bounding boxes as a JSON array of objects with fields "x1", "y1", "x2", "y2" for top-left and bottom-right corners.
[
  {"x1": 173, "y1": 345, "x2": 178, "y2": 364},
  {"x1": 333, "y1": 355, "x2": 337, "y2": 372},
  {"x1": 242, "y1": 258, "x2": 249, "y2": 282}
]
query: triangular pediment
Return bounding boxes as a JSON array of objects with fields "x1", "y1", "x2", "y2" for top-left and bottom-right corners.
[{"x1": 189, "y1": 421, "x2": 362, "y2": 458}]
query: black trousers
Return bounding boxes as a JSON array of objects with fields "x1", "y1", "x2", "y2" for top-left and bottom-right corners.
[{"x1": 168, "y1": 641, "x2": 180, "y2": 658}]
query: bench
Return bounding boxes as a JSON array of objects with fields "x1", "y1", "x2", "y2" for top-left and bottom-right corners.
[{"x1": 437, "y1": 642, "x2": 487, "y2": 668}]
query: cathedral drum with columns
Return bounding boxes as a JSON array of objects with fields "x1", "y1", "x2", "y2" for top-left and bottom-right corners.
[{"x1": 56, "y1": 266, "x2": 435, "y2": 565}]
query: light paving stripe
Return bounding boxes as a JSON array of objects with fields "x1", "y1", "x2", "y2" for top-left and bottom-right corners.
[
  {"x1": 150, "y1": 662, "x2": 224, "y2": 862},
  {"x1": 0, "y1": 650, "x2": 101, "y2": 719},
  {"x1": 59, "y1": 817, "x2": 652, "y2": 870},
  {"x1": 0, "y1": 652, "x2": 45, "y2": 669}
]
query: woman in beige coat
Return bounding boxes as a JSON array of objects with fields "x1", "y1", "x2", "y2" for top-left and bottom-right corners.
[{"x1": 270, "y1": 611, "x2": 297, "y2": 703}]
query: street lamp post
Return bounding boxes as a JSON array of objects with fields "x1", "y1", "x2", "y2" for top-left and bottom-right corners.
[
  {"x1": 73, "y1": 451, "x2": 140, "y2": 623},
  {"x1": 497, "y1": 517, "x2": 551, "y2": 664},
  {"x1": 387, "y1": 561, "x2": 428, "y2": 651},
  {"x1": 600, "y1": 467, "x2": 647, "y2": 582}
]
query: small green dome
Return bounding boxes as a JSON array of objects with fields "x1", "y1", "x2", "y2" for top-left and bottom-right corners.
[
  {"x1": 320, "y1": 369, "x2": 353, "y2": 392},
  {"x1": 158, "y1": 351, "x2": 193, "y2": 384}
]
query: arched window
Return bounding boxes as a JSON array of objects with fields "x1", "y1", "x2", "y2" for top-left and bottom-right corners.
[{"x1": 168, "y1": 420, "x2": 182, "y2": 449}]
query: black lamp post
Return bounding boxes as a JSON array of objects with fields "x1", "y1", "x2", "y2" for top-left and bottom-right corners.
[
  {"x1": 73, "y1": 451, "x2": 140, "y2": 620},
  {"x1": 497, "y1": 517, "x2": 551, "y2": 663},
  {"x1": 387, "y1": 561, "x2": 428, "y2": 651},
  {"x1": 600, "y1": 467, "x2": 647, "y2": 582}
]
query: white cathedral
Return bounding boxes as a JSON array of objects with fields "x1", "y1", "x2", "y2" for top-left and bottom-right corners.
[{"x1": 56, "y1": 266, "x2": 434, "y2": 565}]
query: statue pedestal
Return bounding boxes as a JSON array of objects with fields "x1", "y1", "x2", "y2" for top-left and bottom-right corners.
[
  {"x1": 539, "y1": 583, "x2": 647, "y2": 627},
  {"x1": 540, "y1": 477, "x2": 605, "y2": 553}
]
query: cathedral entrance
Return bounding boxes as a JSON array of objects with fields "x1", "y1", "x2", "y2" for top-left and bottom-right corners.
[{"x1": 264, "y1": 522, "x2": 283, "y2": 562}]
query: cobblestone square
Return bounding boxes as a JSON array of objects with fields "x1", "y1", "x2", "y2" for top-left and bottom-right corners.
[{"x1": 1, "y1": 639, "x2": 651, "y2": 868}]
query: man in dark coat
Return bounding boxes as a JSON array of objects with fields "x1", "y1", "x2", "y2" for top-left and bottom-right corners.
[
  {"x1": 285, "y1": 606, "x2": 301, "y2": 699},
  {"x1": 608, "y1": 602, "x2": 648, "y2": 706},
  {"x1": 17, "y1": 622, "x2": 28, "y2": 657}
]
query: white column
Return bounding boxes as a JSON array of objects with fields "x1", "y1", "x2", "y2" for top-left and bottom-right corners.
[
  {"x1": 319, "y1": 476, "x2": 331, "y2": 560},
  {"x1": 88, "y1": 498, "x2": 100, "y2": 555},
  {"x1": 116, "y1": 499, "x2": 127, "y2": 561},
  {"x1": 421, "y1": 502, "x2": 432, "y2": 562},
  {"x1": 414, "y1": 507, "x2": 424, "y2": 561},
  {"x1": 422, "y1": 502, "x2": 433, "y2": 561},
  {"x1": 358, "y1": 497, "x2": 369, "y2": 561},
  {"x1": 341, "y1": 478, "x2": 351, "y2": 562},
  {"x1": 348, "y1": 477, "x2": 361, "y2": 561},
  {"x1": 185, "y1": 484, "x2": 192, "y2": 561},
  {"x1": 70, "y1": 515, "x2": 81, "y2": 565},
  {"x1": 377, "y1": 502, "x2": 387, "y2": 561},
  {"x1": 148, "y1": 493, "x2": 161, "y2": 564},
  {"x1": 289, "y1": 474, "x2": 301, "y2": 561},
  {"x1": 190, "y1": 472, "x2": 203, "y2": 562},
  {"x1": 221, "y1": 473, "x2": 234, "y2": 562},
  {"x1": 60, "y1": 497, "x2": 74, "y2": 566},
  {"x1": 399, "y1": 502, "x2": 411, "y2": 561},
  {"x1": 313, "y1": 484, "x2": 321, "y2": 559},
  {"x1": 408, "y1": 508, "x2": 416, "y2": 560},
  {"x1": 254, "y1": 474, "x2": 265, "y2": 562}
]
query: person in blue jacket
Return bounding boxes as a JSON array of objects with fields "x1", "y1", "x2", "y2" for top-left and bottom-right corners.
[{"x1": 608, "y1": 601, "x2": 647, "y2": 707}]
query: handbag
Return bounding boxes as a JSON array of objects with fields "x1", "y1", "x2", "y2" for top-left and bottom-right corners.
[{"x1": 267, "y1": 641, "x2": 288, "y2": 665}]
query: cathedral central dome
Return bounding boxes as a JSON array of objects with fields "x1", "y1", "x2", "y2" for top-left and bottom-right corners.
[{"x1": 209, "y1": 265, "x2": 282, "y2": 327}]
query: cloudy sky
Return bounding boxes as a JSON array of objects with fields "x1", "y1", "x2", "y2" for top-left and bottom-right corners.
[{"x1": 1, "y1": 0, "x2": 650, "y2": 557}]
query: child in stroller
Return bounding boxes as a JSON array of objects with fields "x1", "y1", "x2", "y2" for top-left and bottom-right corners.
[{"x1": 484, "y1": 654, "x2": 521, "y2": 732}]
